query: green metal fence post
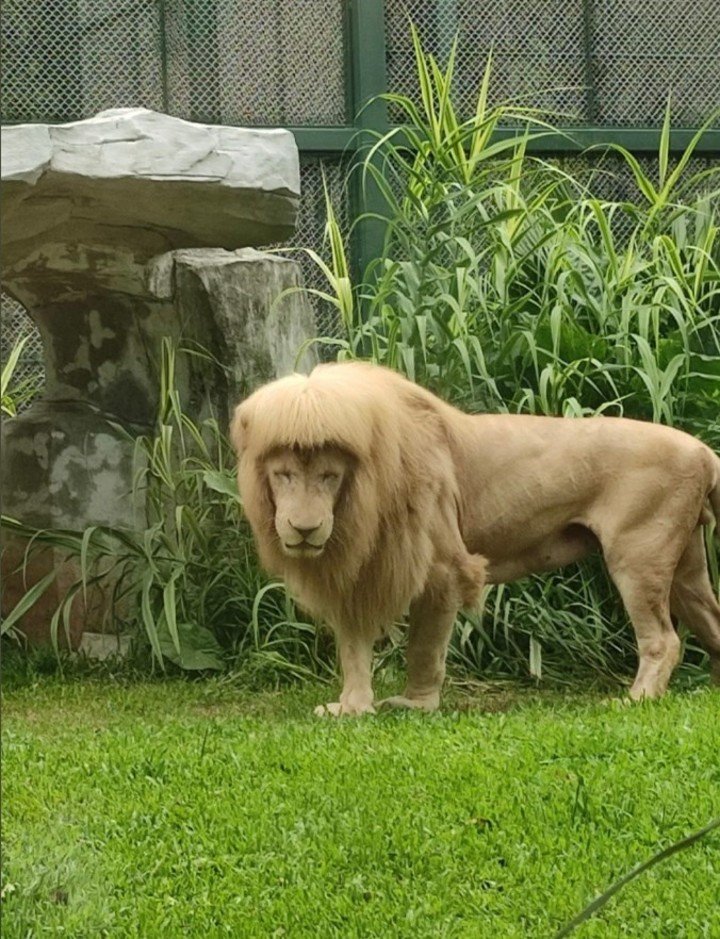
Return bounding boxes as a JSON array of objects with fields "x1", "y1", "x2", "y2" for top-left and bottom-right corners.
[
  {"x1": 582, "y1": 0, "x2": 599, "y2": 123},
  {"x1": 347, "y1": 0, "x2": 389, "y2": 285}
]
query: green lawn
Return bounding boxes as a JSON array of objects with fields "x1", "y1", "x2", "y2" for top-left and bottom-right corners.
[{"x1": 2, "y1": 676, "x2": 719, "y2": 938}]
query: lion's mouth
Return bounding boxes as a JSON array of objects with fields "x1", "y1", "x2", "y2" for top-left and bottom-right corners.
[{"x1": 283, "y1": 541, "x2": 325, "y2": 558}]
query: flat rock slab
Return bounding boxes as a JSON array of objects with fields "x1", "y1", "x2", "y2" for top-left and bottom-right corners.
[
  {"x1": 1, "y1": 107, "x2": 300, "y2": 269},
  {"x1": 78, "y1": 632, "x2": 132, "y2": 662}
]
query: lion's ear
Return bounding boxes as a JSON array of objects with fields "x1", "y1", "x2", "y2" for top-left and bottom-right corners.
[{"x1": 229, "y1": 401, "x2": 251, "y2": 457}]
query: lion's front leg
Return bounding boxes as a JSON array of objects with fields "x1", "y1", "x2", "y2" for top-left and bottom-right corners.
[
  {"x1": 314, "y1": 629, "x2": 376, "y2": 717},
  {"x1": 380, "y1": 582, "x2": 458, "y2": 713}
]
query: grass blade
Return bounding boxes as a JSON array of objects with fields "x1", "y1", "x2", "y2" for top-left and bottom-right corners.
[
  {"x1": 553, "y1": 817, "x2": 720, "y2": 938},
  {"x1": 1, "y1": 570, "x2": 56, "y2": 636}
]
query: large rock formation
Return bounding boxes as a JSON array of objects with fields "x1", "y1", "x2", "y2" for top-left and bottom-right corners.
[
  {"x1": 1, "y1": 108, "x2": 314, "y2": 527},
  {"x1": 1, "y1": 109, "x2": 316, "y2": 644}
]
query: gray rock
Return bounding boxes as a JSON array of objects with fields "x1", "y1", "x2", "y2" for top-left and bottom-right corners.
[
  {"x1": 1, "y1": 108, "x2": 300, "y2": 268},
  {"x1": 1, "y1": 108, "x2": 312, "y2": 520},
  {"x1": 78, "y1": 632, "x2": 132, "y2": 662},
  {"x1": 1, "y1": 110, "x2": 316, "y2": 635},
  {"x1": 1, "y1": 245, "x2": 316, "y2": 529},
  {"x1": 1, "y1": 401, "x2": 142, "y2": 529},
  {"x1": 147, "y1": 248, "x2": 317, "y2": 404}
]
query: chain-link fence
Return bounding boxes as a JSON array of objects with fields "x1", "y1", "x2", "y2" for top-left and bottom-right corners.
[
  {"x1": 163, "y1": 0, "x2": 347, "y2": 126},
  {"x1": 4, "y1": 1, "x2": 717, "y2": 129},
  {"x1": 592, "y1": 0, "x2": 720, "y2": 125},
  {"x1": 2, "y1": 1, "x2": 718, "y2": 403},
  {"x1": 386, "y1": 0, "x2": 587, "y2": 123},
  {"x1": 1, "y1": 0, "x2": 347, "y2": 126},
  {"x1": 1, "y1": 0, "x2": 165, "y2": 124},
  {"x1": 385, "y1": 0, "x2": 720, "y2": 126}
]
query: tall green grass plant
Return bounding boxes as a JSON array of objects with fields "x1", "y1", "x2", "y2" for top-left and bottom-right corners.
[
  {"x1": 1, "y1": 335, "x2": 41, "y2": 416},
  {"x1": 1, "y1": 342, "x2": 332, "y2": 681},
  {"x1": 307, "y1": 26, "x2": 720, "y2": 683}
]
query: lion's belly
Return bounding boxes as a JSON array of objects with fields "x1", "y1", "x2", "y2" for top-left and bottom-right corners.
[
  {"x1": 460, "y1": 475, "x2": 601, "y2": 584},
  {"x1": 479, "y1": 523, "x2": 600, "y2": 584},
  {"x1": 456, "y1": 414, "x2": 615, "y2": 581}
]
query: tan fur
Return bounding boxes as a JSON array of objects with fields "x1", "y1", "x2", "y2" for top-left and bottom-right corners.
[{"x1": 232, "y1": 361, "x2": 720, "y2": 713}]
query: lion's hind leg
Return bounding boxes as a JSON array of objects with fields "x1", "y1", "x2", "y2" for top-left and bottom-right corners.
[
  {"x1": 670, "y1": 527, "x2": 720, "y2": 685},
  {"x1": 604, "y1": 537, "x2": 682, "y2": 700}
]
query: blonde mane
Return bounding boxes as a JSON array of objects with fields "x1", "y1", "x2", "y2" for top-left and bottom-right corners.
[{"x1": 231, "y1": 362, "x2": 484, "y2": 638}]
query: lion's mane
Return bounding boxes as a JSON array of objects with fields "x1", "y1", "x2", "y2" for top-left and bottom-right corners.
[{"x1": 231, "y1": 362, "x2": 485, "y2": 639}]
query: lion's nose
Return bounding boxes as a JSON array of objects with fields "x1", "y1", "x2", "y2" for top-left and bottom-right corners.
[{"x1": 290, "y1": 522, "x2": 321, "y2": 539}]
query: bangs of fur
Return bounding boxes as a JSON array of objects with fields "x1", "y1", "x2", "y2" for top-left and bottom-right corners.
[{"x1": 232, "y1": 365, "x2": 392, "y2": 461}]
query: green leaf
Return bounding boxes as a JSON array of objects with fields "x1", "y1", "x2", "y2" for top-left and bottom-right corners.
[
  {"x1": 157, "y1": 621, "x2": 224, "y2": 671},
  {"x1": 162, "y1": 573, "x2": 182, "y2": 656},
  {"x1": 1, "y1": 335, "x2": 29, "y2": 400},
  {"x1": 141, "y1": 569, "x2": 165, "y2": 669},
  {"x1": 658, "y1": 92, "x2": 672, "y2": 188},
  {"x1": 529, "y1": 635, "x2": 543, "y2": 680},
  {"x1": 1, "y1": 569, "x2": 56, "y2": 636},
  {"x1": 202, "y1": 470, "x2": 242, "y2": 503}
]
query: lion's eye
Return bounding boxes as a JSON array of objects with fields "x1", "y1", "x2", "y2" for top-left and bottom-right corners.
[
  {"x1": 274, "y1": 471, "x2": 292, "y2": 483},
  {"x1": 321, "y1": 472, "x2": 339, "y2": 483}
]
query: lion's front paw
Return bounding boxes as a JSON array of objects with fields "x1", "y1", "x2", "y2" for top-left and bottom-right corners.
[
  {"x1": 313, "y1": 700, "x2": 376, "y2": 718},
  {"x1": 378, "y1": 694, "x2": 440, "y2": 713}
]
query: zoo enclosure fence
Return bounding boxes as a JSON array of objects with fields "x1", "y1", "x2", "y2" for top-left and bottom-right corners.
[{"x1": 2, "y1": 0, "x2": 719, "y2": 398}]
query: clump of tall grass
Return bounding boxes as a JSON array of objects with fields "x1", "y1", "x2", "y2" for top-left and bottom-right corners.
[
  {"x1": 1, "y1": 342, "x2": 333, "y2": 681},
  {"x1": 308, "y1": 25, "x2": 720, "y2": 682}
]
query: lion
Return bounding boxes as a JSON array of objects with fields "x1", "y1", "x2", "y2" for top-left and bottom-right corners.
[{"x1": 231, "y1": 361, "x2": 720, "y2": 715}]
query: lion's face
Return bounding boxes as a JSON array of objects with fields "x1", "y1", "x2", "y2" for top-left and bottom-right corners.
[{"x1": 264, "y1": 447, "x2": 351, "y2": 558}]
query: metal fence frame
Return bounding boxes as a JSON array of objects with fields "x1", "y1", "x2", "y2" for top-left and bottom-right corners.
[
  {"x1": 3, "y1": 0, "x2": 720, "y2": 296},
  {"x1": 294, "y1": 0, "x2": 720, "y2": 281}
]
